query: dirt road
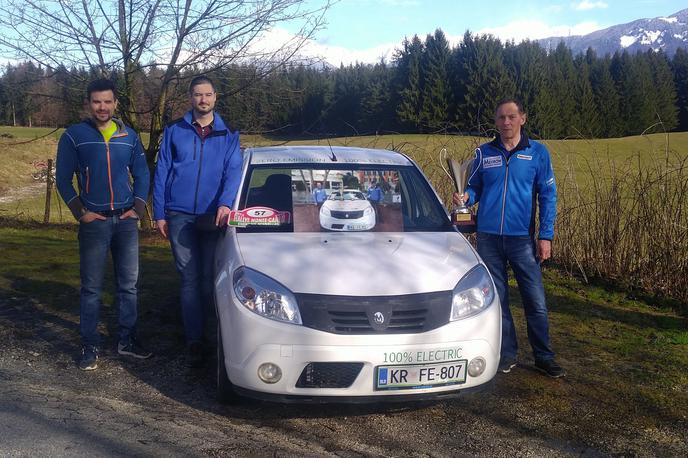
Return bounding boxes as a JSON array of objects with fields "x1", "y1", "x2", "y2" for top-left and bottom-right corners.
[{"x1": 0, "y1": 290, "x2": 686, "y2": 457}]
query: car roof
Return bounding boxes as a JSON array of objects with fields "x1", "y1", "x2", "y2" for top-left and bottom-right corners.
[{"x1": 244, "y1": 146, "x2": 413, "y2": 166}]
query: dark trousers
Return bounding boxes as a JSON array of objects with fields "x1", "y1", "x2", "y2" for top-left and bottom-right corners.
[
  {"x1": 167, "y1": 212, "x2": 218, "y2": 345},
  {"x1": 78, "y1": 217, "x2": 139, "y2": 347},
  {"x1": 476, "y1": 232, "x2": 555, "y2": 362}
]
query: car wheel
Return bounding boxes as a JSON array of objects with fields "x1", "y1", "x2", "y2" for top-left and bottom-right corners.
[{"x1": 217, "y1": 323, "x2": 239, "y2": 404}]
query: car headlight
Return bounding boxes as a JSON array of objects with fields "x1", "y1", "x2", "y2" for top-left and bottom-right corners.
[
  {"x1": 320, "y1": 206, "x2": 330, "y2": 216},
  {"x1": 233, "y1": 267, "x2": 302, "y2": 325},
  {"x1": 364, "y1": 207, "x2": 373, "y2": 215},
  {"x1": 450, "y1": 265, "x2": 495, "y2": 321}
]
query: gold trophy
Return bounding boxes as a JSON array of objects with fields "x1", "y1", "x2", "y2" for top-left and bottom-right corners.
[{"x1": 447, "y1": 158, "x2": 476, "y2": 233}]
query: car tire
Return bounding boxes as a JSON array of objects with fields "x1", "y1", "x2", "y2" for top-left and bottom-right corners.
[{"x1": 217, "y1": 323, "x2": 239, "y2": 404}]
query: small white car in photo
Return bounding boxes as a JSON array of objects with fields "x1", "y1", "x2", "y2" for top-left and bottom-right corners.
[
  {"x1": 319, "y1": 189, "x2": 376, "y2": 231},
  {"x1": 214, "y1": 146, "x2": 501, "y2": 402}
]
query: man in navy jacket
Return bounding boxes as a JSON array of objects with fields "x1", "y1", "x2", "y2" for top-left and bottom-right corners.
[
  {"x1": 56, "y1": 78, "x2": 151, "y2": 370},
  {"x1": 454, "y1": 99, "x2": 564, "y2": 378},
  {"x1": 153, "y1": 75, "x2": 242, "y2": 367}
]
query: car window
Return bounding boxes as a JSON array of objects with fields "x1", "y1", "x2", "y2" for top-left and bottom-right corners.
[{"x1": 236, "y1": 165, "x2": 452, "y2": 233}]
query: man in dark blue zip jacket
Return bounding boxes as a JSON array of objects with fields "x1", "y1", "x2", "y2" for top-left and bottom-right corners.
[
  {"x1": 454, "y1": 99, "x2": 564, "y2": 378},
  {"x1": 56, "y1": 79, "x2": 152, "y2": 371},
  {"x1": 152, "y1": 75, "x2": 242, "y2": 368}
]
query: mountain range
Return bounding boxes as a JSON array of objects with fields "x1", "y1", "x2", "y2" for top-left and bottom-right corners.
[{"x1": 537, "y1": 8, "x2": 688, "y2": 56}]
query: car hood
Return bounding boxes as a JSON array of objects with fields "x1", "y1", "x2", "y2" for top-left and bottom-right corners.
[
  {"x1": 235, "y1": 232, "x2": 480, "y2": 296},
  {"x1": 322, "y1": 200, "x2": 370, "y2": 211}
]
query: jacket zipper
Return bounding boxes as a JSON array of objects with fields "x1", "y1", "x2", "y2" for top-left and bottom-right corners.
[
  {"x1": 106, "y1": 142, "x2": 114, "y2": 210},
  {"x1": 499, "y1": 153, "x2": 510, "y2": 235},
  {"x1": 193, "y1": 137, "x2": 205, "y2": 214}
]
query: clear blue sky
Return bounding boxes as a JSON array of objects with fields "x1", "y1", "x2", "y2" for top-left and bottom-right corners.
[{"x1": 296, "y1": 0, "x2": 688, "y2": 64}]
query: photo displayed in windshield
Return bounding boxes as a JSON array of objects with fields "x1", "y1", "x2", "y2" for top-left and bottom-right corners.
[{"x1": 236, "y1": 165, "x2": 451, "y2": 233}]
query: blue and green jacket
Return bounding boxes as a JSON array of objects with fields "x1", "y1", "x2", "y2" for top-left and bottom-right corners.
[
  {"x1": 465, "y1": 133, "x2": 557, "y2": 240},
  {"x1": 152, "y1": 111, "x2": 242, "y2": 220},
  {"x1": 56, "y1": 118, "x2": 149, "y2": 220}
]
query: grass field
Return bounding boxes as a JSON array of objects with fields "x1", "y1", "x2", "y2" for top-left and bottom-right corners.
[{"x1": 2, "y1": 125, "x2": 687, "y2": 305}]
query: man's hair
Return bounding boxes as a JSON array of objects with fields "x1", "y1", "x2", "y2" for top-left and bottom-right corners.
[
  {"x1": 189, "y1": 75, "x2": 216, "y2": 94},
  {"x1": 495, "y1": 98, "x2": 525, "y2": 114},
  {"x1": 86, "y1": 79, "x2": 117, "y2": 100}
]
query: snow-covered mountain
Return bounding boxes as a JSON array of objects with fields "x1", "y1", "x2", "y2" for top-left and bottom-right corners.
[{"x1": 538, "y1": 8, "x2": 688, "y2": 56}]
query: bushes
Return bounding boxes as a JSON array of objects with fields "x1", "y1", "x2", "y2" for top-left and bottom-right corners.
[{"x1": 557, "y1": 149, "x2": 688, "y2": 311}]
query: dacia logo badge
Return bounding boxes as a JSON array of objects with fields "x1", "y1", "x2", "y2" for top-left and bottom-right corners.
[{"x1": 373, "y1": 312, "x2": 385, "y2": 324}]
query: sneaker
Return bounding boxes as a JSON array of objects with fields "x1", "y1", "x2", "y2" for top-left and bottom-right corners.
[
  {"x1": 186, "y1": 342, "x2": 205, "y2": 368},
  {"x1": 498, "y1": 357, "x2": 517, "y2": 373},
  {"x1": 79, "y1": 346, "x2": 98, "y2": 371},
  {"x1": 535, "y1": 359, "x2": 566, "y2": 378},
  {"x1": 118, "y1": 338, "x2": 153, "y2": 359}
]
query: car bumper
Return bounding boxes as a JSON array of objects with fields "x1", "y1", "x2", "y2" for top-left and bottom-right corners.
[
  {"x1": 318, "y1": 214, "x2": 375, "y2": 231},
  {"x1": 216, "y1": 288, "x2": 501, "y2": 399}
]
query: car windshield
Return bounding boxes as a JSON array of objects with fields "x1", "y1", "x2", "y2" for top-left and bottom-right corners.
[{"x1": 236, "y1": 164, "x2": 452, "y2": 233}]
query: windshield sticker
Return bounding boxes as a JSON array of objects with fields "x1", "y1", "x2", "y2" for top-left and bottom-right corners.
[
  {"x1": 482, "y1": 156, "x2": 502, "y2": 169},
  {"x1": 229, "y1": 207, "x2": 291, "y2": 227}
]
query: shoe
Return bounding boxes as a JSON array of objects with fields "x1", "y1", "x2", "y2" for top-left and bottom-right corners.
[
  {"x1": 498, "y1": 356, "x2": 517, "y2": 373},
  {"x1": 535, "y1": 359, "x2": 566, "y2": 378},
  {"x1": 186, "y1": 342, "x2": 205, "y2": 368},
  {"x1": 79, "y1": 346, "x2": 98, "y2": 371},
  {"x1": 498, "y1": 357, "x2": 517, "y2": 373},
  {"x1": 118, "y1": 338, "x2": 153, "y2": 359}
]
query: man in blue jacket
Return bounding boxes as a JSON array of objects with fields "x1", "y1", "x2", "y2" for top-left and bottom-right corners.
[
  {"x1": 153, "y1": 75, "x2": 242, "y2": 368},
  {"x1": 312, "y1": 181, "x2": 327, "y2": 205},
  {"x1": 454, "y1": 99, "x2": 564, "y2": 378},
  {"x1": 56, "y1": 78, "x2": 152, "y2": 371}
]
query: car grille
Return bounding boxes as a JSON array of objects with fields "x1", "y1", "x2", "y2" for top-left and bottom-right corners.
[
  {"x1": 330, "y1": 210, "x2": 364, "y2": 219},
  {"x1": 296, "y1": 291, "x2": 452, "y2": 334},
  {"x1": 295, "y1": 362, "x2": 364, "y2": 388}
]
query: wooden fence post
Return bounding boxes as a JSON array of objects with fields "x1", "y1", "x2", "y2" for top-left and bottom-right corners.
[{"x1": 43, "y1": 158, "x2": 53, "y2": 224}]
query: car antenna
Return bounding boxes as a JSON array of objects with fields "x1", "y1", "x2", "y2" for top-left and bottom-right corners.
[{"x1": 326, "y1": 138, "x2": 338, "y2": 162}]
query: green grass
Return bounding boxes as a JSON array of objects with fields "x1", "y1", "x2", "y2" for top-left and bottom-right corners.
[{"x1": 0, "y1": 223, "x2": 178, "y2": 334}]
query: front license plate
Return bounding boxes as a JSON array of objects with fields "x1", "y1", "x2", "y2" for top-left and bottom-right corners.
[
  {"x1": 347, "y1": 224, "x2": 367, "y2": 230},
  {"x1": 375, "y1": 360, "x2": 467, "y2": 390}
]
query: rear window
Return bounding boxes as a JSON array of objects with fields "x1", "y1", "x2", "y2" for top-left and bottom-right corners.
[{"x1": 235, "y1": 165, "x2": 452, "y2": 233}]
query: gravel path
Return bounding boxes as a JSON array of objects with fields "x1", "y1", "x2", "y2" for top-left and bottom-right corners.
[{"x1": 0, "y1": 291, "x2": 686, "y2": 457}]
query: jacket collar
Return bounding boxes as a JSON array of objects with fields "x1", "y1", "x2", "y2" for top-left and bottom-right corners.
[
  {"x1": 84, "y1": 117, "x2": 128, "y2": 137},
  {"x1": 183, "y1": 110, "x2": 228, "y2": 132},
  {"x1": 489, "y1": 129, "x2": 530, "y2": 155}
]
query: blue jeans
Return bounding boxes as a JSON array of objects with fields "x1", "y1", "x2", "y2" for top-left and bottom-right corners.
[
  {"x1": 476, "y1": 232, "x2": 555, "y2": 362},
  {"x1": 167, "y1": 212, "x2": 218, "y2": 345},
  {"x1": 78, "y1": 217, "x2": 139, "y2": 347}
]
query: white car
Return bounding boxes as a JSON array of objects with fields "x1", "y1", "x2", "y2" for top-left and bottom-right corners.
[
  {"x1": 214, "y1": 146, "x2": 501, "y2": 402},
  {"x1": 319, "y1": 189, "x2": 376, "y2": 231}
]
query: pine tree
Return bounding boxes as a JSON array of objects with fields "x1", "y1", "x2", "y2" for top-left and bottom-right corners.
[
  {"x1": 573, "y1": 55, "x2": 600, "y2": 138},
  {"x1": 588, "y1": 53, "x2": 622, "y2": 137},
  {"x1": 611, "y1": 51, "x2": 655, "y2": 135},
  {"x1": 361, "y1": 60, "x2": 393, "y2": 133},
  {"x1": 647, "y1": 50, "x2": 678, "y2": 132},
  {"x1": 394, "y1": 35, "x2": 424, "y2": 131},
  {"x1": 455, "y1": 32, "x2": 515, "y2": 134},
  {"x1": 419, "y1": 29, "x2": 452, "y2": 132},
  {"x1": 503, "y1": 40, "x2": 547, "y2": 120},
  {"x1": 671, "y1": 48, "x2": 688, "y2": 131}
]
